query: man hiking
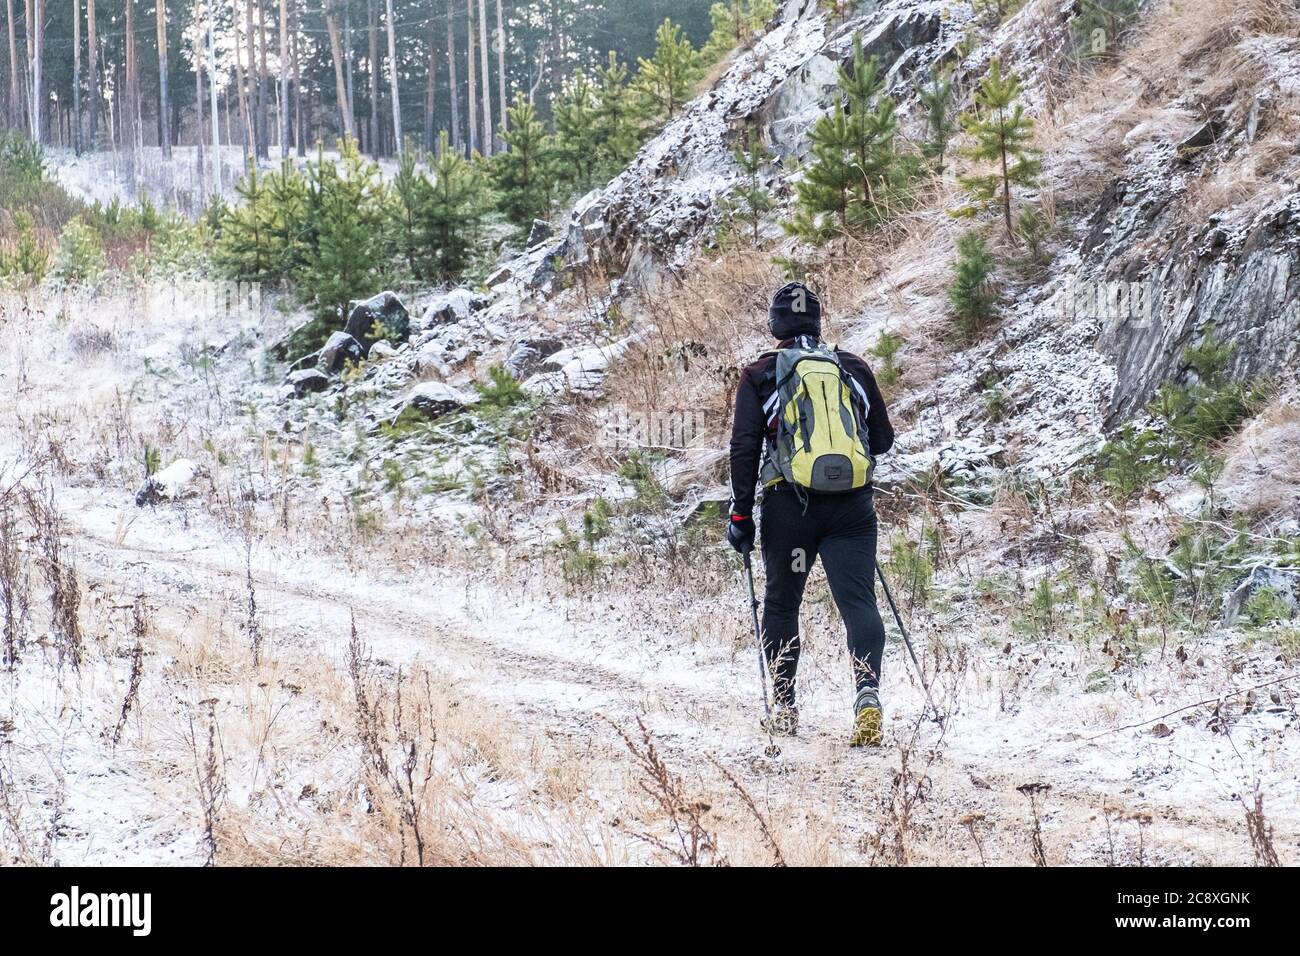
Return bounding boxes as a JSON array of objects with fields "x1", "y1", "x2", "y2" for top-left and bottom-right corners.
[{"x1": 726, "y1": 282, "x2": 895, "y2": 746}]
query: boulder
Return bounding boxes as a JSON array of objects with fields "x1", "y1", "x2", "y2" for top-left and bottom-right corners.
[
  {"x1": 396, "y1": 381, "x2": 475, "y2": 420},
  {"x1": 527, "y1": 219, "x2": 554, "y2": 248},
  {"x1": 1222, "y1": 567, "x2": 1300, "y2": 625},
  {"x1": 419, "y1": 288, "x2": 487, "y2": 328},
  {"x1": 344, "y1": 291, "x2": 410, "y2": 352},
  {"x1": 287, "y1": 368, "x2": 330, "y2": 397},
  {"x1": 318, "y1": 331, "x2": 364, "y2": 372},
  {"x1": 504, "y1": 337, "x2": 565, "y2": 379},
  {"x1": 267, "y1": 317, "x2": 316, "y2": 360},
  {"x1": 367, "y1": 340, "x2": 398, "y2": 362},
  {"x1": 135, "y1": 459, "x2": 206, "y2": 507}
]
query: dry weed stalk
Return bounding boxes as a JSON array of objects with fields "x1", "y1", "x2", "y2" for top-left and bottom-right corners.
[
  {"x1": 708, "y1": 755, "x2": 787, "y2": 867},
  {"x1": 867, "y1": 711, "x2": 941, "y2": 866},
  {"x1": 1018, "y1": 782, "x2": 1052, "y2": 866},
  {"x1": 1241, "y1": 787, "x2": 1281, "y2": 866},
  {"x1": 22, "y1": 486, "x2": 82, "y2": 670},
  {"x1": 0, "y1": 499, "x2": 28, "y2": 669},
  {"x1": 347, "y1": 614, "x2": 439, "y2": 865},
  {"x1": 188, "y1": 700, "x2": 227, "y2": 867},
  {"x1": 614, "y1": 717, "x2": 726, "y2": 866},
  {"x1": 111, "y1": 599, "x2": 149, "y2": 747}
]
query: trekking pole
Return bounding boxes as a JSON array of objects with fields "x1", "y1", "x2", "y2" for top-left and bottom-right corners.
[
  {"x1": 743, "y1": 549, "x2": 781, "y2": 758},
  {"x1": 876, "y1": 564, "x2": 942, "y2": 724}
]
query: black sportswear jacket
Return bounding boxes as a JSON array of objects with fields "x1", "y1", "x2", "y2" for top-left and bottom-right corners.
[{"x1": 728, "y1": 338, "x2": 894, "y2": 517}]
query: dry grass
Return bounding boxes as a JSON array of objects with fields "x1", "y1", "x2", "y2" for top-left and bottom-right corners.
[
  {"x1": 1219, "y1": 391, "x2": 1300, "y2": 521},
  {"x1": 1038, "y1": 0, "x2": 1300, "y2": 220}
]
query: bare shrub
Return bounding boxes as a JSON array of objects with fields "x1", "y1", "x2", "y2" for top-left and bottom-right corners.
[
  {"x1": 1242, "y1": 787, "x2": 1281, "y2": 866},
  {"x1": 22, "y1": 487, "x2": 82, "y2": 669},
  {"x1": 0, "y1": 499, "x2": 29, "y2": 669}
]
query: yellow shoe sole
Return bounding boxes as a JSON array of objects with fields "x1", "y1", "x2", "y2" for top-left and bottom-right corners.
[{"x1": 849, "y1": 707, "x2": 883, "y2": 747}]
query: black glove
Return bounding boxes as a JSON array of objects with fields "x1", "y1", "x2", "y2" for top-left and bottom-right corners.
[{"x1": 726, "y1": 513, "x2": 756, "y2": 554}]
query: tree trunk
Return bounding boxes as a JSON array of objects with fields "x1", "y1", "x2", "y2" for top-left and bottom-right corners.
[
  {"x1": 124, "y1": 0, "x2": 137, "y2": 154},
  {"x1": 207, "y1": 10, "x2": 220, "y2": 189},
  {"x1": 85, "y1": 0, "x2": 96, "y2": 144},
  {"x1": 195, "y1": 29, "x2": 204, "y2": 192},
  {"x1": 292, "y1": 0, "x2": 303, "y2": 154},
  {"x1": 445, "y1": 1, "x2": 460, "y2": 155},
  {"x1": 22, "y1": 0, "x2": 32, "y2": 136},
  {"x1": 344, "y1": 1, "x2": 354, "y2": 138},
  {"x1": 71, "y1": 0, "x2": 80, "y2": 151},
  {"x1": 465, "y1": 0, "x2": 476, "y2": 156},
  {"x1": 366, "y1": 0, "x2": 378, "y2": 157},
  {"x1": 323, "y1": 2, "x2": 353, "y2": 141},
  {"x1": 477, "y1": 0, "x2": 490, "y2": 156},
  {"x1": 257, "y1": 0, "x2": 268, "y2": 158},
  {"x1": 278, "y1": 0, "x2": 289, "y2": 158},
  {"x1": 155, "y1": 0, "x2": 170, "y2": 157},
  {"x1": 244, "y1": 0, "x2": 258, "y2": 155},
  {"x1": 31, "y1": 0, "x2": 43, "y2": 142},
  {"x1": 384, "y1": 0, "x2": 400, "y2": 156},
  {"x1": 233, "y1": 0, "x2": 251, "y2": 161},
  {"x1": 494, "y1": 0, "x2": 505, "y2": 147},
  {"x1": 5, "y1": 0, "x2": 18, "y2": 130},
  {"x1": 423, "y1": 18, "x2": 435, "y2": 154}
]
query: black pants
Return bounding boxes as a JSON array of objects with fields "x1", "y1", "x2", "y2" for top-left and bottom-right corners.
[{"x1": 759, "y1": 485, "x2": 884, "y2": 708}]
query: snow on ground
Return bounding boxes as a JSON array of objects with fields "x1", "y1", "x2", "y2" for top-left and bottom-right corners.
[{"x1": 0, "y1": 275, "x2": 1295, "y2": 865}]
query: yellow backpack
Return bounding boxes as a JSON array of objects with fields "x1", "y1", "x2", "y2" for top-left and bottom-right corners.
[{"x1": 759, "y1": 337, "x2": 874, "y2": 493}]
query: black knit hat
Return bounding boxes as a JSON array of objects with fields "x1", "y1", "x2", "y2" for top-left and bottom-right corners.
[{"x1": 767, "y1": 282, "x2": 821, "y2": 339}]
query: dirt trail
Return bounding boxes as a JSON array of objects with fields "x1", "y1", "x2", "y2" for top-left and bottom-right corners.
[{"x1": 58, "y1": 486, "x2": 1281, "y2": 865}]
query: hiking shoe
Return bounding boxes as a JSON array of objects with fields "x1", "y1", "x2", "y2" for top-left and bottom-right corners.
[
  {"x1": 760, "y1": 705, "x2": 799, "y2": 737},
  {"x1": 849, "y1": 688, "x2": 883, "y2": 747}
]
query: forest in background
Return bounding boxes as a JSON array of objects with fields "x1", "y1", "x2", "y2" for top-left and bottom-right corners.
[{"x1": 0, "y1": 0, "x2": 717, "y2": 162}]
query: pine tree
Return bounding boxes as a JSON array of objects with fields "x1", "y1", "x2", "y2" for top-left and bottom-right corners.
[
  {"x1": 1071, "y1": 0, "x2": 1140, "y2": 60},
  {"x1": 701, "y1": 0, "x2": 775, "y2": 63},
  {"x1": 635, "y1": 19, "x2": 702, "y2": 123},
  {"x1": 302, "y1": 140, "x2": 388, "y2": 319},
  {"x1": 953, "y1": 57, "x2": 1042, "y2": 242},
  {"x1": 916, "y1": 64, "x2": 955, "y2": 172},
  {"x1": 594, "y1": 52, "x2": 640, "y2": 178},
  {"x1": 493, "y1": 93, "x2": 558, "y2": 235},
  {"x1": 554, "y1": 71, "x2": 601, "y2": 192},
  {"x1": 420, "y1": 129, "x2": 488, "y2": 279},
  {"x1": 788, "y1": 37, "x2": 909, "y2": 241},
  {"x1": 391, "y1": 143, "x2": 426, "y2": 278},
  {"x1": 215, "y1": 161, "x2": 280, "y2": 285},
  {"x1": 728, "y1": 128, "x2": 773, "y2": 245},
  {"x1": 265, "y1": 160, "x2": 311, "y2": 280},
  {"x1": 947, "y1": 231, "x2": 999, "y2": 339}
]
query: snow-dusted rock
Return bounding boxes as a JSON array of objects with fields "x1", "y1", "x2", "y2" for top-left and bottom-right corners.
[
  {"x1": 527, "y1": 219, "x2": 554, "y2": 248},
  {"x1": 367, "y1": 340, "x2": 398, "y2": 362},
  {"x1": 1222, "y1": 567, "x2": 1300, "y2": 626},
  {"x1": 134, "y1": 459, "x2": 206, "y2": 507},
  {"x1": 419, "y1": 288, "x2": 488, "y2": 328},
  {"x1": 396, "y1": 381, "x2": 475, "y2": 420},
  {"x1": 287, "y1": 367, "x2": 330, "y2": 397},
  {"x1": 318, "y1": 330, "x2": 364, "y2": 372},
  {"x1": 345, "y1": 291, "x2": 410, "y2": 351},
  {"x1": 505, "y1": 337, "x2": 565, "y2": 379}
]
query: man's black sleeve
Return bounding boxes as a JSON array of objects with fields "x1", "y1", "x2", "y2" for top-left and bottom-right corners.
[
  {"x1": 728, "y1": 369, "x2": 765, "y2": 517},
  {"x1": 841, "y1": 353, "x2": 895, "y2": 456}
]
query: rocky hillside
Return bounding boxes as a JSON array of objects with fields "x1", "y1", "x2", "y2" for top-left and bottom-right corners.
[{"x1": 3, "y1": 0, "x2": 1298, "y2": 867}]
